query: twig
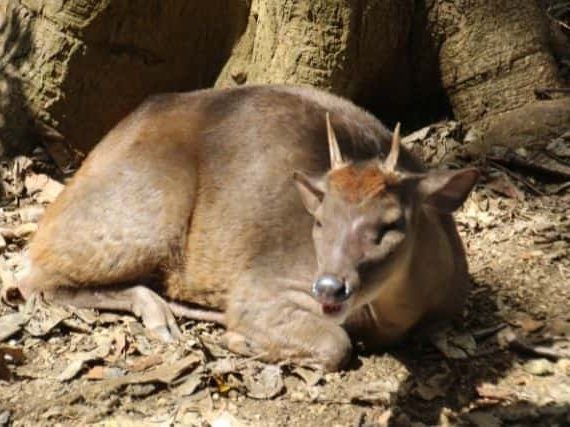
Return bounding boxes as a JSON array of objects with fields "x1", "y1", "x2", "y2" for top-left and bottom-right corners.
[
  {"x1": 488, "y1": 160, "x2": 546, "y2": 196},
  {"x1": 546, "y1": 4, "x2": 570, "y2": 32},
  {"x1": 535, "y1": 87, "x2": 570, "y2": 95},
  {"x1": 472, "y1": 323, "x2": 508, "y2": 340},
  {"x1": 489, "y1": 151, "x2": 570, "y2": 180},
  {"x1": 500, "y1": 327, "x2": 569, "y2": 360}
]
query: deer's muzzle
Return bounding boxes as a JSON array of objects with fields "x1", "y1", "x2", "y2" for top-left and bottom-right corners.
[{"x1": 312, "y1": 274, "x2": 352, "y2": 304}]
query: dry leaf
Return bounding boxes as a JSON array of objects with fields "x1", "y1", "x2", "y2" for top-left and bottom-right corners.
[
  {"x1": 292, "y1": 366, "x2": 323, "y2": 386},
  {"x1": 17, "y1": 205, "x2": 45, "y2": 223},
  {"x1": 430, "y1": 328, "x2": 477, "y2": 359},
  {"x1": 13, "y1": 223, "x2": 38, "y2": 239},
  {"x1": 487, "y1": 175, "x2": 524, "y2": 199},
  {"x1": 57, "y1": 338, "x2": 113, "y2": 381},
  {"x1": 245, "y1": 365, "x2": 283, "y2": 399},
  {"x1": 85, "y1": 366, "x2": 125, "y2": 380},
  {"x1": 376, "y1": 409, "x2": 393, "y2": 427},
  {"x1": 98, "y1": 312, "x2": 124, "y2": 324},
  {"x1": 476, "y1": 383, "x2": 515, "y2": 401},
  {"x1": 24, "y1": 173, "x2": 64, "y2": 203},
  {"x1": 402, "y1": 125, "x2": 432, "y2": 145},
  {"x1": 0, "y1": 346, "x2": 24, "y2": 381},
  {"x1": 497, "y1": 326, "x2": 568, "y2": 359},
  {"x1": 348, "y1": 379, "x2": 398, "y2": 404},
  {"x1": 507, "y1": 312, "x2": 544, "y2": 333},
  {"x1": 57, "y1": 359, "x2": 87, "y2": 382},
  {"x1": 60, "y1": 317, "x2": 93, "y2": 334},
  {"x1": 84, "y1": 365, "x2": 106, "y2": 380},
  {"x1": 38, "y1": 353, "x2": 202, "y2": 410},
  {"x1": 0, "y1": 357, "x2": 9, "y2": 381},
  {"x1": 0, "y1": 411, "x2": 10, "y2": 426},
  {"x1": 207, "y1": 358, "x2": 241, "y2": 375},
  {"x1": 0, "y1": 346, "x2": 24, "y2": 363},
  {"x1": 0, "y1": 266, "x2": 18, "y2": 302},
  {"x1": 464, "y1": 411, "x2": 501, "y2": 427},
  {"x1": 0, "y1": 312, "x2": 28, "y2": 342},
  {"x1": 548, "y1": 317, "x2": 570, "y2": 337},
  {"x1": 414, "y1": 372, "x2": 450, "y2": 401},
  {"x1": 175, "y1": 371, "x2": 204, "y2": 397},
  {"x1": 523, "y1": 359, "x2": 555, "y2": 376},
  {"x1": 129, "y1": 354, "x2": 163, "y2": 372},
  {"x1": 106, "y1": 331, "x2": 127, "y2": 362},
  {"x1": 127, "y1": 353, "x2": 201, "y2": 385},
  {"x1": 25, "y1": 300, "x2": 72, "y2": 337},
  {"x1": 74, "y1": 309, "x2": 99, "y2": 325},
  {"x1": 204, "y1": 410, "x2": 247, "y2": 427}
]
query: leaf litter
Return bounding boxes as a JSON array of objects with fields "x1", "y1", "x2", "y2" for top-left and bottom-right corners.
[{"x1": 0, "y1": 132, "x2": 569, "y2": 426}]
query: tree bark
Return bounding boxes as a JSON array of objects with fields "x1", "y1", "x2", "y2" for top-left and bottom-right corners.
[
  {"x1": 0, "y1": 0, "x2": 248, "y2": 160},
  {"x1": 215, "y1": 0, "x2": 414, "y2": 114},
  {"x1": 417, "y1": 0, "x2": 563, "y2": 129},
  {"x1": 0, "y1": 0, "x2": 567, "y2": 160}
]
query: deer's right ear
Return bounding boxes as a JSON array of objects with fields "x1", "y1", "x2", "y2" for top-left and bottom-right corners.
[{"x1": 293, "y1": 171, "x2": 325, "y2": 215}]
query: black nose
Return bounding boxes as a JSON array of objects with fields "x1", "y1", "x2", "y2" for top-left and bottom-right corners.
[{"x1": 312, "y1": 274, "x2": 351, "y2": 302}]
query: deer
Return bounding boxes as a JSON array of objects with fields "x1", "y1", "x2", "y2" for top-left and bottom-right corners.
[{"x1": 10, "y1": 85, "x2": 478, "y2": 371}]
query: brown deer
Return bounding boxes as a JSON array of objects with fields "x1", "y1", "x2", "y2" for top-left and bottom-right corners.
[{"x1": 13, "y1": 85, "x2": 478, "y2": 371}]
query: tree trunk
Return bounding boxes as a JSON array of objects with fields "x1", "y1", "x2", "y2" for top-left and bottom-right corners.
[
  {"x1": 427, "y1": 0, "x2": 562, "y2": 125},
  {"x1": 0, "y1": 0, "x2": 248, "y2": 161},
  {"x1": 0, "y1": 0, "x2": 567, "y2": 161},
  {"x1": 215, "y1": 0, "x2": 414, "y2": 114}
]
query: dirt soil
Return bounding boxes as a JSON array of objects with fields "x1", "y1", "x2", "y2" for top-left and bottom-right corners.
[{"x1": 0, "y1": 124, "x2": 569, "y2": 427}]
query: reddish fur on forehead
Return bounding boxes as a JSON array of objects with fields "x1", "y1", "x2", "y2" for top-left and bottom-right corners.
[{"x1": 329, "y1": 164, "x2": 397, "y2": 203}]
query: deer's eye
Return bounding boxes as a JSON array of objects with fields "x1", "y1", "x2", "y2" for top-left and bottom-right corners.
[
  {"x1": 314, "y1": 220, "x2": 322, "y2": 228},
  {"x1": 373, "y1": 217, "x2": 405, "y2": 245},
  {"x1": 373, "y1": 232, "x2": 382, "y2": 245}
]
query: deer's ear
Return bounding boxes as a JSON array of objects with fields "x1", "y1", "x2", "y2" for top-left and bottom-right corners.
[
  {"x1": 417, "y1": 168, "x2": 479, "y2": 213},
  {"x1": 293, "y1": 171, "x2": 325, "y2": 215}
]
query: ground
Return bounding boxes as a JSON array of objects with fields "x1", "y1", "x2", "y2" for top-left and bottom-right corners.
[{"x1": 0, "y1": 123, "x2": 569, "y2": 426}]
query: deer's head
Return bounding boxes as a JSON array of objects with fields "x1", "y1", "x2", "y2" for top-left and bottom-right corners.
[{"x1": 294, "y1": 114, "x2": 478, "y2": 322}]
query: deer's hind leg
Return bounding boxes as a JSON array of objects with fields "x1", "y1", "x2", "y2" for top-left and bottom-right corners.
[
  {"x1": 45, "y1": 284, "x2": 182, "y2": 341},
  {"x1": 13, "y1": 157, "x2": 201, "y2": 339},
  {"x1": 16, "y1": 265, "x2": 224, "y2": 342},
  {"x1": 13, "y1": 260, "x2": 181, "y2": 341}
]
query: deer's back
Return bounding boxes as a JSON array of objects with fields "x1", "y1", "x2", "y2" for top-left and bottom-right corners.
[{"x1": 29, "y1": 85, "x2": 421, "y2": 308}]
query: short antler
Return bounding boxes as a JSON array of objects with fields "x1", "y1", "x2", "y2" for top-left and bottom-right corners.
[
  {"x1": 326, "y1": 112, "x2": 344, "y2": 170},
  {"x1": 383, "y1": 122, "x2": 400, "y2": 172}
]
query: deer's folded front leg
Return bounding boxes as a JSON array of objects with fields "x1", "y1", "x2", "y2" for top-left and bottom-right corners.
[{"x1": 224, "y1": 285, "x2": 352, "y2": 372}]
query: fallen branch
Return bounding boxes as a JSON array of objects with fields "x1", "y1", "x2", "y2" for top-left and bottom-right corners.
[{"x1": 488, "y1": 161, "x2": 545, "y2": 196}]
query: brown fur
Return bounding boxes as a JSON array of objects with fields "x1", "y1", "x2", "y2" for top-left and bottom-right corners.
[
  {"x1": 328, "y1": 164, "x2": 397, "y2": 203},
  {"x1": 17, "y1": 84, "x2": 475, "y2": 372}
]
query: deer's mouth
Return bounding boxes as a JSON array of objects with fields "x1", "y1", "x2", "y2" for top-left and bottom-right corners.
[{"x1": 321, "y1": 302, "x2": 345, "y2": 316}]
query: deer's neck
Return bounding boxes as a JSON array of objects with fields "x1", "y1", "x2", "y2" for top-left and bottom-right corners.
[{"x1": 363, "y1": 208, "x2": 457, "y2": 342}]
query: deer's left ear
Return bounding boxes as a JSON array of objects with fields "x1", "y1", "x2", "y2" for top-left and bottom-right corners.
[
  {"x1": 293, "y1": 171, "x2": 325, "y2": 215},
  {"x1": 417, "y1": 168, "x2": 479, "y2": 213}
]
